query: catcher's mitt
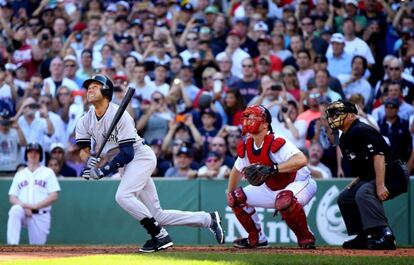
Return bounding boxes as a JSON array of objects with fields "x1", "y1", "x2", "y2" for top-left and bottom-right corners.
[{"x1": 242, "y1": 164, "x2": 277, "y2": 186}]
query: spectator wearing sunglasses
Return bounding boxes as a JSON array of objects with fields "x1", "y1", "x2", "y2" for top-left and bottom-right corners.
[{"x1": 197, "y1": 151, "x2": 230, "y2": 179}]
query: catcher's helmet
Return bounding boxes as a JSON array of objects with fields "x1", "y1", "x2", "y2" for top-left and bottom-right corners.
[
  {"x1": 82, "y1": 74, "x2": 114, "y2": 101},
  {"x1": 325, "y1": 100, "x2": 357, "y2": 130},
  {"x1": 24, "y1": 142, "x2": 43, "y2": 162},
  {"x1": 241, "y1": 105, "x2": 273, "y2": 135}
]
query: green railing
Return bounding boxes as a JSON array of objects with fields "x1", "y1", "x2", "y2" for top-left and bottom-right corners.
[{"x1": 0, "y1": 178, "x2": 412, "y2": 245}]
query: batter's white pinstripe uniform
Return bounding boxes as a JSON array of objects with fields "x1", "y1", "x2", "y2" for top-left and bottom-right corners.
[{"x1": 75, "y1": 103, "x2": 212, "y2": 227}]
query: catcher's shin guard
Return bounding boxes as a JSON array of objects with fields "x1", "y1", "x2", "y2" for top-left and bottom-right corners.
[
  {"x1": 275, "y1": 190, "x2": 315, "y2": 249},
  {"x1": 232, "y1": 206, "x2": 261, "y2": 247}
]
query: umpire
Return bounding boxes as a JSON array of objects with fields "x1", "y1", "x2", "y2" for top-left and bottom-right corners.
[{"x1": 325, "y1": 100, "x2": 409, "y2": 250}]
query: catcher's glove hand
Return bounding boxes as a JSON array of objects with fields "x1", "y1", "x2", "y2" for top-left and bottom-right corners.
[{"x1": 242, "y1": 163, "x2": 278, "y2": 186}]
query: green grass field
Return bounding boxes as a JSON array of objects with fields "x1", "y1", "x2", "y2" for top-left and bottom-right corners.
[{"x1": 1, "y1": 252, "x2": 413, "y2": 265}]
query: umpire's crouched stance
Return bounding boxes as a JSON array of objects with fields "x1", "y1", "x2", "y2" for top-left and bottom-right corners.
[{"x1": 325, "y1": 100, "x2": 409, "y2": 250}]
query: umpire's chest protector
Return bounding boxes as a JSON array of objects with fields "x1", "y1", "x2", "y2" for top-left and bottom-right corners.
[{"x1": 237, "y1": 134, "x2": 296, "y2": 190}]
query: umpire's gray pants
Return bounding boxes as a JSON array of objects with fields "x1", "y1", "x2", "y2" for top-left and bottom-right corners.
[{"x1": 337, "y1": 180, "x2": 388, "y2": 235}]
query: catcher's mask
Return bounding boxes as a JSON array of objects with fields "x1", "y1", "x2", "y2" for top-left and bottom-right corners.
[
  {"x1": 325, "y1": 100, "x2": 357, "y2": 130},
  {"x1": 241, "y1": 105, "x2": 273, "y2": 135}
]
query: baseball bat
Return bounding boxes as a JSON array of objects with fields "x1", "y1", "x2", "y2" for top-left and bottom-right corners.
[{"x1": 95, "y1": 87, "x2": 135, "y2": 158}]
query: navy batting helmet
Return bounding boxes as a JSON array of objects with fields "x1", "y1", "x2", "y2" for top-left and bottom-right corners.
[
  {"x1": 24, "y1": 142, "x2": 43, "y2": 162},
  {"x1": 82, "y1": 74, "x2": 114, "y2": 101}
]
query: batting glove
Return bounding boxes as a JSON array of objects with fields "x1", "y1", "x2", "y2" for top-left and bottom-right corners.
[
  {"x1": 86, "y1": 156, "x2": 100, "y2": 168},
  {"x1": 81, "y1": 168, "x2": 91, "y2": 180},
  {"x1": 89, "y1": 167, "x2": 105, "y2": 180}
]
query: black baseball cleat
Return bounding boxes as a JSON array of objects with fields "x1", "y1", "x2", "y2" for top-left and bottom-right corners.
[
  {"x1": 209, "y1": 211, "x2": 225, "y2": 244},
  {"x1": 139, "y1": 235, "x2": 173, "y2": 253},
  {"x1": 367, "y1": 227, "x2": 396, "y2": 250},
  {"x1": 233, "y1": 238, "x2": 269, "y2": 249},
  {"x1": 342, "y1": 234, "x2": 367, "y2": 249}
]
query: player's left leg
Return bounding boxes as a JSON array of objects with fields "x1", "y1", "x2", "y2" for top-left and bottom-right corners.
[
  {"x1": 275, "y1": 178, "x2": 317, "y2": 249},
  {"x1": 139, "y1": 177, "x2": 224, "y2": 244},
  {"x1": 27, "y1": 213, "x2": 50, "y2": 245},
  {"x1": 116, "y1": 145, "x2": 172, "y2": 252},
  {"x1": 7, "y1": 205, "x2": 25, "y2": 245}
]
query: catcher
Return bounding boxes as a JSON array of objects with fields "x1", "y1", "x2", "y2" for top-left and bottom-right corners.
[{"x1": 227, "y1": 105, "x2": 317, "y2": 249}]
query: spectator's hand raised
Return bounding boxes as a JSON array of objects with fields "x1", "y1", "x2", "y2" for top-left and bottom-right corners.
[
  {"x1": 39, "y1": 104, "x2": 49, "y2": 118},
  {"x1": 184, "y1": 114, "x2": 194, "y2": 126},
  {"x1": 168, "y1": 118, "x2": 179, "y2": 130}
]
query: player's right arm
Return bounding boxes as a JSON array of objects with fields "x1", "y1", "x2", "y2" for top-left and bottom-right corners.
[
  {"x1": 227, "y1": 157, "x2": 247, "y2": 192},
  {"x1": 227, "y1": 167, "x2": 242, "y2": 192},
  {"x1": 75, "y1": 115, "x2": 92, "y2": 163}
]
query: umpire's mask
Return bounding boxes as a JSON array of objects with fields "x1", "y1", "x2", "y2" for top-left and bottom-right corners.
[{"x1": 325, "y1": 100, "x2": 357, "y2": 130}]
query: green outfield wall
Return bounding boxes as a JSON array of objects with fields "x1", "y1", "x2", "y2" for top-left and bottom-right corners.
[{"x1": 0, "y1": 178, "x2": 412, "y2": 246}]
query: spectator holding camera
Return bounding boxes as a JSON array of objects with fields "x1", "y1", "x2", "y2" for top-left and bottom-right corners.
[
  {"x1": 0, "y1": 66, "x2": 17, "y2": 113},
  {"x1": 16, "y1": 97, "x2": 54, "y2": 151},
  {"x1": 136, "y1": 91, "x2": 174, "y2": 144},
  {"x1": 39, "y1": 94, "x2": 66, "y2": 152},
  {"x1": 166, "y1": 77, "x2": 193, "y2": 118},
  {"x1": 272, "y1": 100, "x2": 307, "y2": 150},
  {"x1": 161, "y1": 117, "x2": 203, "y2": 159}
]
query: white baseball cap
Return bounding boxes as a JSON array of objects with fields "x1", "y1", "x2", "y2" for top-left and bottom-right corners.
[
  {"x1": 50, "y1": 142, "x2": 65, "y2": 152},
  {"x1": 63, "y1": 55, "x2": 77, "y2": 63},
  {"x1": 254, "y1": 21, "x2": 269, "y2": 32},
  {"x1": 345, "y1": 0, "x2": 358, "y2": 6},
  {"x1": 330, "y1": 33, "x2": 345, "y2": 44}
]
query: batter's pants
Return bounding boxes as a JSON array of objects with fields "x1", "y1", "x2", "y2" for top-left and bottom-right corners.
[{"x1": 115, "y1": 143, "x2": 211, "y2": 228}]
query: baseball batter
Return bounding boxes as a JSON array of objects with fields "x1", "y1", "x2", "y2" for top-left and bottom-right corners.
[
  {"x1": 7, "y1": 143, "x2": 61, "y2": 245},
  {"x1": 227, "y1": 105, "x2": 317, "y2": 249},
  {"x1": 76, "y1": 74, "x2": 224, "y2": 253}
]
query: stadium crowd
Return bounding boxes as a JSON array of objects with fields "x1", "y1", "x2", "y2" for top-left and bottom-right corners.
[{"x1": 0, "y1": 0, "x2": 413, "y2": 179}]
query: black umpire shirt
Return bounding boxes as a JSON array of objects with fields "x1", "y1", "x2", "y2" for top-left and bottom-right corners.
[{"x1": 339, "y1": 119, "x2": 394, "y2": 181}]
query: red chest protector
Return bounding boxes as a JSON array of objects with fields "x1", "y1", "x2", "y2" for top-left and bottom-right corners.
[{"x1": 237, "y1": 134, "x2": 296, "y2": 191}]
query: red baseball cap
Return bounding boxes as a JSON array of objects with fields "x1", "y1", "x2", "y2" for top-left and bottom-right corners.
[{"x1": 228, "y1": 29, "x2": 243, "y2": 38}]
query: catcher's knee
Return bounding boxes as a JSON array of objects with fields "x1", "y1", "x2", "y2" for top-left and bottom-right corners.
[
  {"x1": 275, "y1": 190, "x2": 295, "y2": 211},
  {"x1": 227, "y1": 187, "x2": 247, "y2": 208}
]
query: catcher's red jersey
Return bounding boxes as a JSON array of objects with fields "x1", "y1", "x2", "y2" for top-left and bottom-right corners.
[{"x1": 236, "y1": 133, "x2": 301, "y2": 190}]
